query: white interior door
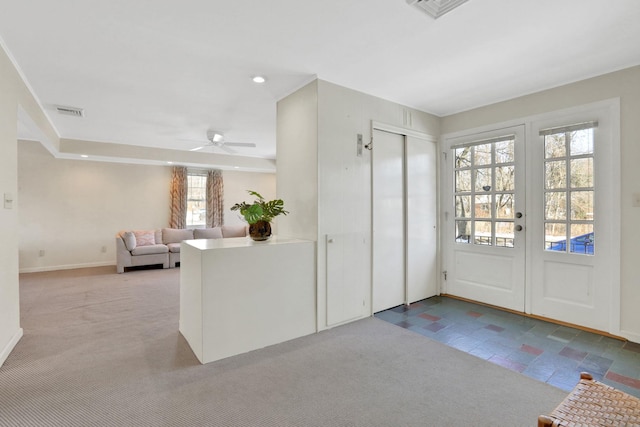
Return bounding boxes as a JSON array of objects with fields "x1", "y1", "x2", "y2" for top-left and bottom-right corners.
[
  {"x1": 443, "y1": 126, "x2": 526, "y2": 312},
  {"x1": 528, "y1": 103, "x2": 619, "y2": 332},
  {"x1": 372, "y1": 130, "x2": 405, "y2": 312},
  {"x1": 406, "y1": 136, "x2": 438, "y2": 302}
]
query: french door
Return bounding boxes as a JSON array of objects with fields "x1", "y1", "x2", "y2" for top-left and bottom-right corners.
[
  {"x1": 443, "y1": 126, "x2": 526, "y2": 312},
  {"x1": 442, "y1": 101, "x2": 619, "y2": 333}
]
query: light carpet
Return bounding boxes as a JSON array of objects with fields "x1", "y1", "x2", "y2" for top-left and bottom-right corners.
[{"x1": 0, "y1": 266, "x2": 566, "y2": 426}]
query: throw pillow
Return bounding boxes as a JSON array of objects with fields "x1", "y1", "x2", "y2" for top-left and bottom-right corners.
[
  {"x1": 123, "y1": 231, "x2": 136, "y2": 251},
  {"x1": 133, "y1": 230, "x2": 156, "y2": 246}
]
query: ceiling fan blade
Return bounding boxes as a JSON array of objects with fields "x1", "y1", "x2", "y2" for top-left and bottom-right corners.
[
  {"x1": 225, "y1": 142, "x2": 256, "y2": 148},
  {"x1": 219, "y1": 145, "x2": 237, "y2": 154}
]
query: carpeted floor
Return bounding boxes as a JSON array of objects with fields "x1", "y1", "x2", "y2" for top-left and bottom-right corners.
[{"x1": 1, "y1": 266, "x2": 567, "y2": 426}]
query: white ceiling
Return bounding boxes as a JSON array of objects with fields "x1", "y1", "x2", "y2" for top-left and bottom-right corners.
[{"x1": 2, "y1": 0, "x2": 639, "y2": 161}]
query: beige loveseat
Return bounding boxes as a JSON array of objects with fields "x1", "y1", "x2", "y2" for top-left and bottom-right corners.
[{"x1": 116, "y1": 225, "x2": 248, "y2": 273}]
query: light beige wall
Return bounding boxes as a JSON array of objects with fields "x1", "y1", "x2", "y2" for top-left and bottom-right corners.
[
  {"x1": 222, "y1": 170, "x2": 277, "y2": 228},
  {"x1": 441, "y1": 66, "x2": 640, "y2": 341},
  {"x1": 18, "y1": 140, "x2": 276, "y2": 272},
  {"x1": 276, "y1": 80, "x2": 319, "y2": 241},
  {"x1": 0, "y1": 43, "x2": 58, "y2": 365},
  {"x1": 18, "y1": 140, "x2": 171, "y2": 272},
  {"x1": 277, "y1": 79, "x2": 440, "y2": 331}
]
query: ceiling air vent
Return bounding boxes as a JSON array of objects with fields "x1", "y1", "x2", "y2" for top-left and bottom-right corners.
[
  {"x1": 55, "y1": 105, "x2": 84, "y2": 117},
  {"x1": 406, "y1": 0, "x2": 469, "y2": 19}
]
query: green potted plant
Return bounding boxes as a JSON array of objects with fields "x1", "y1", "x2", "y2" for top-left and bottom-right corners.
[{"x1": 231, "y1": 190, "x2": 288, "y2": 241}]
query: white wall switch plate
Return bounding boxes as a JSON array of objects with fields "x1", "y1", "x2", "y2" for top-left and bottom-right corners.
[{"x1": 4, "y1": 193, "x2": 13, "y2": 209}]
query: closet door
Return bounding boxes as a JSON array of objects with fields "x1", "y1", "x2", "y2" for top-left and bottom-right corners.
[
  {"x1": 372, "y1": 130, "x2": 405, "y2": 312},
  {"x1": 406, "y1": 136, "x2": 438, "y2": 302}
]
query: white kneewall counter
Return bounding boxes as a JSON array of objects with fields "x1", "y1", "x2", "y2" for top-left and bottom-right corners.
[{"x1": 179, "y1": 236, "x2": 316, "y2": 364}]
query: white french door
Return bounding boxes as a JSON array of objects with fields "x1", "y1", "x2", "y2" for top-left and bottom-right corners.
[
  {"x1": 442, "y1": 101, "x2": 620, "y2": 333},
  {"x1": 528, "y1": 103, "x2": 619, "y2": 332},
  {"x1": 443, "y1": 126, "x2": 526, "y2": 312}
]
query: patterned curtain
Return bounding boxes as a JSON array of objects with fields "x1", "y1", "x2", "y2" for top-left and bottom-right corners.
[
  {"x1": 206, "y1": 170, "x2": 224, "y2": 227},
  {"x1": 169, "y1": 166, "x2": 187, "y2": 228}
]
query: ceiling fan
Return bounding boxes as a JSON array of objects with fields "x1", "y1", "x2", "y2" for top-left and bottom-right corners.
[{"x1": 189, "y1": 130, "x2": 256, "y2": 154}]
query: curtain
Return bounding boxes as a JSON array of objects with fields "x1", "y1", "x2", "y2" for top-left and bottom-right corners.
[
  {"x1": 206, "y1": 169, "x2": 224, "y2": 227},
  {"x1": 169, "y1": 166, "x2": 187, "y2": 228}
]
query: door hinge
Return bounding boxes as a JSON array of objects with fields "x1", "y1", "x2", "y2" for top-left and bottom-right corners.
[
  {"x1": 443, "y1": 151, "x2": 447, "y2": 160},
  {"x1": 443, "y1": 270, "x2": 447, "y2": 281}
]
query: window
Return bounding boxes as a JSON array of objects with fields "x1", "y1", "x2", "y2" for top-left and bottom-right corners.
[
  {"x1": 453, "y1": 135, "x2": 516, "y2": 248},
  {"x1": 186, "y1": 173, "x2": 207, "y2": 227},
  {"x1": 542, "y1": 122, "x2": 596, "y2": 255}
]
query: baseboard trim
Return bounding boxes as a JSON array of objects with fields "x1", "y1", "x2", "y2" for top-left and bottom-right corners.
[
  {"x1": 0, "y1": 328, "x2": 23, "y2": 367},
  {"x1": 19, "y1": 261, "x2": 115, "y2": 274}
]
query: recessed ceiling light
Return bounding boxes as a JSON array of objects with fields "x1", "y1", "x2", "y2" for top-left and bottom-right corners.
[{"x1": 252, "y1": 76, "x2": 266, "y2": 83}]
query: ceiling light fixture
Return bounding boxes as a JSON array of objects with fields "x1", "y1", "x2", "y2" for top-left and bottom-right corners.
[
  {"x1": 252, "y1": 76, "x2": 266, "y2": 83},
  {"x1": 80, "y1": 154, "x2": 88, "y2": 158},
  {"x1": 405, "y1": 0, "x2": 469, "y2": 19}
]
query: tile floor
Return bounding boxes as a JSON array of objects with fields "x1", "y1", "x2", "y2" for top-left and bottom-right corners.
[{"x1": 375, "y1": 296, "x2": 640, "y2": 397}]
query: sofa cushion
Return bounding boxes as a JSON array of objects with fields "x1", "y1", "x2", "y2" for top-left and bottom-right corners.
[
  {"x1": 133, "y1": 230, "x2": 156, "y2": 246},
  {"x1": 131, "y1": 244, "x2": 169, "y2": 256},
  {"x1": 166, "y1": 243, "x2": 181, "y2": 253},
  {"x1": 122, "y1": 231, "x2": 137, "y2": 251},
  {"x1": 222, "y1": 224, "x2": 248, "y2": 238},
  {"x1": 162, "y1": 228, "x2": 194, "y2": 244},
  {"x1": 194, "y1": 227, "x2": 223, "y2": 239}
]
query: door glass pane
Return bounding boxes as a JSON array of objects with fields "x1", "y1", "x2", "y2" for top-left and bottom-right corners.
[
  {"x1": 455, "y1": 147, "x2": 471, "y2": 168},
  {"x1": 570, "y1": 191, "x2": 593, "y2": 220},
  {"x1": 474, "y1": 221, "x2": 492, "y2": 246},
  {"x1": 496, "y1": 222, "x2": 514, "y2": 248},
  {"x1": 495, "y1": 140, "x2": 514, "y2": 164},
  {"x1": 496, "y1": 194, "x2": 514, "y2": 219},
  {"x1": 496, "y1": 166, "x2": 514, "y2": 191},
  {"x1": 456, "y1": 170, "x2": 471, "y2": 192},
  {"x1": 452, "y1": 135, "x2": 517, "y2": 250},
  {"x1": 545, "y1": 161, "x2": 566, "y2": 189},
  {"x1": 543, "y1": 124, "x2": 595, "y2": 255},
  {"x1": 545, "y1": 134, "x2": 566, "y2": 158},
  {"x1": 474, "y1": 144, "x2": 492, "y2": 166},
  {"x1": 456, "y1": 221, "x2": 471, "y2": 243},
  {"x1": 474, "y1": 168, "x2": 492, "y2": 192},
  {"x1": 545, "y1": 192, "x2": 566, "y2": 220},
  {"x1": 570, "y1": 129, "x2": 594, "y2": 155},
  {"x1": 475, "y1": 195, "x2": 492, "y2": 218},
  {"x1": 455, "y1": 196, "x2": 471, "y2": 218},
  {"x1": 570, "y1": 224, "x2": 594, "y2": 254},
  {"x1": 570, "y1": 158, "x2": 593, "y2": 187},
  {"x1": 545, "y1": 223, "x2": 567, "y2": 251}
]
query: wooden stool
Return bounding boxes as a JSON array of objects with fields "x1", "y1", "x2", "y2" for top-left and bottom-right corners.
[{"x1": 538, "y1": 372, "x2": 640, "y2": 426}]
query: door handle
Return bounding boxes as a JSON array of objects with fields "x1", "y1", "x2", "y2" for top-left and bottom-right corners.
[{"x1": 515, "y1": 225, "x2": 523, "y2": 231}]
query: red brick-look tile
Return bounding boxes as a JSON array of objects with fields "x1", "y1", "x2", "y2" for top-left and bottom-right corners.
[
  {"x1": 418, "y1": 313, "x2": 441, "y2": 321},
  {"x1": 606, "y1": 371, "x2": 640, "y2": 389},
  {"x1": 521, "y1": 344, "x2": 544, "y2": 356}
]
